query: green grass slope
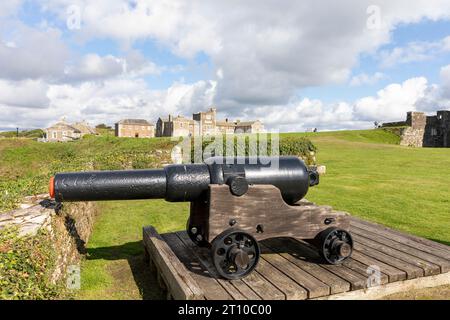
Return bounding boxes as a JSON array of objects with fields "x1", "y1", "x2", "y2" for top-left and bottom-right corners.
[
  {"x1": 1, "y1": 129, "x2": 449, "y2": 300},
  {"x1": 289, "y1": 129, "x2": 450, "y2": 245}
]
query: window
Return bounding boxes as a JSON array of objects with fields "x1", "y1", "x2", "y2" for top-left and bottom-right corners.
[
  {"x1": 52, "y1": 132, "x2": 57, "y2": 139},
  {"x1": 431, "y1": 128, "x2": 437, "y2": 136}
]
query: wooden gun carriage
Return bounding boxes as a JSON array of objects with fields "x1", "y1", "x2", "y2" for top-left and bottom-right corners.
[{"x1": 50, "y1": 156, "x2": 353, "y2": 279}]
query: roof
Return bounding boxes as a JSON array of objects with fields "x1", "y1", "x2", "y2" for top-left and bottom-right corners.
[
  {"x1": 46, "y1": 121, "x2": 81, "y2": 133},
  {"x1": 174, "y1": 115, "x2": 194, "y2": 123},
  {"x1": 159, "y1": 115, "x2": 193, "y2": 123},
  {"x1": 235, "y1": 120, "x2": 260, "y2": 126},
  {"x1": 216, "y1": 121, "x2": 236, "y2": 127},
  {"x1": 72, "y1": 121, "x2": 96, "y2": 134},
  {"x1": 117, "y1": 119, "x2": 153, "y2": 125}
]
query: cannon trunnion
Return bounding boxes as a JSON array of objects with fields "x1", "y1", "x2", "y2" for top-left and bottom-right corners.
[{"x1": 50, "y1": 156, "x2": 353, "y2": 280}]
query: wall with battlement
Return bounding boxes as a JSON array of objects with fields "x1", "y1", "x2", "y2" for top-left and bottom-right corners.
[{"x1": 383, "y1": 111, "x2": 450, "y2": 148}]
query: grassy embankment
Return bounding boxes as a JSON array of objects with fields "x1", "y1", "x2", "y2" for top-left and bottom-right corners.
[
  {"x1": 78, "y1": 129, "x2": 450, "y2": 299},
  {"x1": 1, "y1": 129, "x2": 449, "y2": 299}
]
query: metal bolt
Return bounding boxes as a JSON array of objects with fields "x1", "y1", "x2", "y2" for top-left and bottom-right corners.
[
  {"x1": 196, "y1": 234, "x2": 203, "y2": 241},
  {"x1": 190, "y1": 227, "x2": 198, "y2": 234},
  {"x1": 229, "y1": 219, "x2": 237, "y2": 226}
]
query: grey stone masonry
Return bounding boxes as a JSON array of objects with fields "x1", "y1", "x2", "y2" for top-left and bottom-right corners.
[{"x1": 383, "y1": 110, "x2": 450, "y2": 147}]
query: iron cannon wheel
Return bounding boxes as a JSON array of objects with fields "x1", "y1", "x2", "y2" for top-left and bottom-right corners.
[
  {"x1": 211, "y1": 228, "x2": 260, "y2": 280},
  {"x1": 318, "y1": 227, "x2": 353, "y2": 264}
]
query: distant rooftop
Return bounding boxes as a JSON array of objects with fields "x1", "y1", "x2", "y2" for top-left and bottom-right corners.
[{"x1": 117, "y1": 119, "x2": 152, "y2": 125}]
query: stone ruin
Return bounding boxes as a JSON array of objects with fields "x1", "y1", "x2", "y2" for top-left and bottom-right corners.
[{"x1": 382, "y1": 111, "x2": 450, "y2": 147}]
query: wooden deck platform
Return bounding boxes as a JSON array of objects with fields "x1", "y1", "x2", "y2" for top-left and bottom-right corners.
[{"x1": 142, "y1": 216, "x2": 450, "y2": 300}]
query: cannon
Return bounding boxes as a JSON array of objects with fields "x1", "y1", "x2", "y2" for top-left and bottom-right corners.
[{"x1": 49, "y1": 156, "x2": 353, "y2": 279}]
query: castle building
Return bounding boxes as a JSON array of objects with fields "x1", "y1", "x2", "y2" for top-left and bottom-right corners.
[
  {"x1": 156, "y1": 115, "x2": 198, "y2": 137},
  {"x1": 382, "y1": 111, "x2": 450, "y2": 147},
  {"x1": 156, "y1": 107, "x2": 264, "y2": 137},
  {"x1": 115, "y1": 119, "x2": 155, "y2": 138}
]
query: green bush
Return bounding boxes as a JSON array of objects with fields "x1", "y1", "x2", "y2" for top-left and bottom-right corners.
[
  {"x1": 0, "y1": 227, "x2": 65, "y2": 300},
  {"x1": 189, "y1": 134, "x2": 317, "y2": 165}
]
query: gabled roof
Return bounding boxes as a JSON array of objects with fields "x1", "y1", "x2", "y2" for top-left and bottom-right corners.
[
  {"x1": 117, "y1": 119, "x2": 153, "y2": 125},
  {"x1": 46, "y1": 121, "x2": 81, "y2": 133},
  {"x1": 235, "y1": 120, "x2": 260, "y2": 126},
  {"x1": 72, "y1": 121, "x2": 96, "y2": 134}
]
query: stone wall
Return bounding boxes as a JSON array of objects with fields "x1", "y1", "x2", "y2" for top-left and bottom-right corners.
[
  {"x1": 0, "y1": 194, "x2": 97, "y2": 284},
  {"x1": 399, "y1": 127, "x2": 425, "y2": 147}
]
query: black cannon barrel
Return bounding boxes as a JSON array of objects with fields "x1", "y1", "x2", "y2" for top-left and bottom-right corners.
[{"x1": 50, "y1": 156, "x2": 316, "y2": 205}]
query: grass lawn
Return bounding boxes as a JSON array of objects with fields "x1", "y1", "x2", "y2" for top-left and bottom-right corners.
[
  {"x1": 77, "y1": 200, "x2": 188, "y2": 300},
  {"x1": 288, "y1": 130, "x2": 450, "y2": 246},
  {"x1": 1, "y1": 129, "x2": 448, "y2": 299},
  {"x1": 74, "y1": 129, "x2": 450, "y2": 300}
]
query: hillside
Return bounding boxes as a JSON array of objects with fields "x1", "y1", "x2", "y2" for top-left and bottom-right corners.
[
  {"x1": 0, "y1": 135, "x2": 176, "y2": 212},
  {"x1": 1, "y1": 129, "x2": 449, "y2": 299}
]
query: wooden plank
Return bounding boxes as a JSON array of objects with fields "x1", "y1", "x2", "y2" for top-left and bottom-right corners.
[
  {"x1": 353, "y1": 242, "x2": 423, "y2": 279},
  {"x1": 255, "y1": 257, "x2": 308, "y2": 300},
  {"x1": 177, "y1": 231, "x2": 279, "y2": 299},
  {"x1": 229, "y1": 280, "x2": 261, "y2": 300},
  {"x1": 314, "y1": 272, "x2": 450, "y2": 300},
  {"x1": 351, "y1": 226, "x2": 450, "y2": 273},
  {"x1": 353, "y1": 234, "x2": 441, "y2": 276},
  {"x1": 263, "y1": 238, "x2": 351, "y2": 294},
  {"x1": 177, "y1": 232, "x2": 306, "y2": 300},
  {"x1": 350, "y1": 251, "x2": 407, "y2": 282},
  {"x1": 350, "y1": 217, "x2": 450, "y2": 257},
  {"x1": 351, "y1": 219, "x2": 450, "y2": 262},
  {"x1": 318, "y1": 263, "x2": 368, "y2": 291},
  {"x1": 162, "y1": 233, "x2": 233, "y2": 300},
  {"x1": 269, "y1": 238, "x2": 367, "y2": 291},
  {"x1": 142, "y1": 226, "x2": 204, "y2": 300},
  {"x1": 259, "y1": 243, "x2": 331, "y2": 298},
  {"x1": 240, "y1": 271, "x2": 286, "y2": 300},
  {"x1": 176, "y1": 231, "x2": 260, "y2": 300},
  {"x1": 342, "y1": 258, "x2": 389, "y2": 285}
]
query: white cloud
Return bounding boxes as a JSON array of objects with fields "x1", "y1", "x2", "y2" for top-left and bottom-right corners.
[
  {"x1": 0, "y1": 1, "x2": 22, "y2": 18},
  {"x1": 350, "y1": 72, "x2": 385, "y2": 86},
  {"x1": 354, "y1": 77, "x2": 428, "y2": 121},
  {"x1": 64, "y1": 54, "x2": 124, "y2": 81},
  {"x1": 0, "y1": 77, "x2": 217, "y2": 130},
  {"x1": 378, "y1": 35, "x2": 450, "y2": 68},
  {"x1": 2, "y1": 1, "x2": 450, "y2": 131},
  {"x1": 0, "y1": 79, "x2": 50, "y2": 108},
  {"x1": 41, "y1": 0, "x2": 450, "y2": 106},
  {"x1": 0, "y1": 23, "x2": 69, "y2": 81}
]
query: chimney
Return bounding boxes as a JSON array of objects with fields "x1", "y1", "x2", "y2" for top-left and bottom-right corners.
[{"x1": 168, "y1": 114, "x2": 172, "y2": 122}]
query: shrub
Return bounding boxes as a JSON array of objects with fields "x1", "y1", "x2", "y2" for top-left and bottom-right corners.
[
  {"x1": 189, "y1": 134, "x2": 317, "y2": 165},
  {"x1": 0, "y1": 227, "x2": 66, "y2": 300}
]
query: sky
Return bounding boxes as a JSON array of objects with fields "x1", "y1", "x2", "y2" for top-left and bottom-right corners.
[{"x1": 1, "y1": 0, "x2": 450, "y2": 132}]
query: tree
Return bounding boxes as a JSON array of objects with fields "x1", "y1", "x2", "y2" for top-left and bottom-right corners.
[{"x1": 96, "y1": 123, "x2": 112, "y2": 130}]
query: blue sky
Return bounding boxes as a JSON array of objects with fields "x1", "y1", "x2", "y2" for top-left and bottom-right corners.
[{"x1": 1, "y1": 1, "x2": 450, "y2": 131}]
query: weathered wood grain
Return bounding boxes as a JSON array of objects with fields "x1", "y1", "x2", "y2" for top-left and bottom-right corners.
[
  {"x1": 353, "y1": 234, "x2": 441, "y2": 276},
  {"x1": 350, "y1": 250, "x2": 407, "y2": 282},
  {"x1": 350, "y1": 217, "x2": 450, "y2": 257},
  {"x1": 143, "y1": 209, "x2": 450, "y2": 300},
  {"x1": 351, "y1": 226, "x2": 450, "y2": 273},
  {"x1": 350, "y1": 218, "x2": 450, "y2": 261},
  {"x1": 142, "y1": 226, "x2": 203, "y2": 300},
  {"x1": 207, "y1": 185, "x2": 350, "y2": 241},
  {"x1": 262, "y1": 238, "x2": 351, "y2": 294},
  {"x1": 162, "y1": 232, "x2": 232, "y2": 300}
]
